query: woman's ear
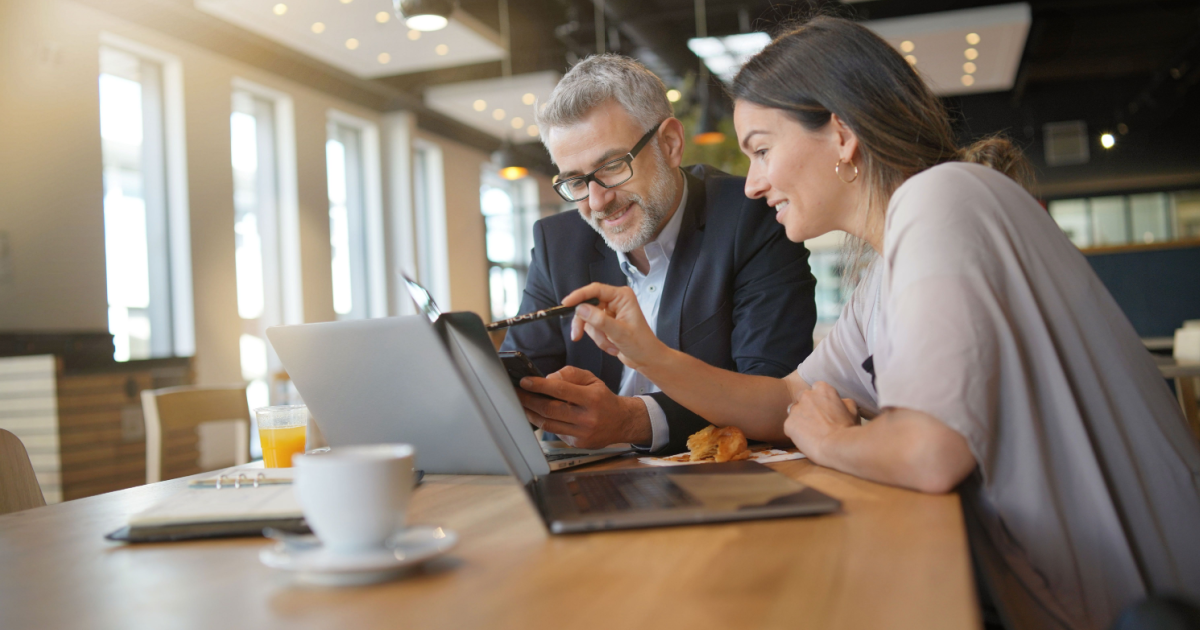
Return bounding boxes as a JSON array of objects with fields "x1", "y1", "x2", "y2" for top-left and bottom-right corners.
[
  {"x1": 658, "y1": 118, "x2": 686, "y2": 168},
  {"x1": 829, "y1": 113, "x2": 860, "y2": 164}
]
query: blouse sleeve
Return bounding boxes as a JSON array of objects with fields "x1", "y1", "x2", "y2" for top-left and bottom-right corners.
[
  {"x1": 875, "y1": 165, "x2": 1008, "y2": 468},
  {"x1": 797, "y1": 265, "x2": 881, "y2": 416}
]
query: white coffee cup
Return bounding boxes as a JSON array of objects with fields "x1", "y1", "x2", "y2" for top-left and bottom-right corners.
[{"x1": 293, "y1": 444, "x2": 416, "y2": 554}]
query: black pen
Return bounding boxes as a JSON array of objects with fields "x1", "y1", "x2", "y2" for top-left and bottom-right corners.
[{"x1": 486, "y1": 298, "x2": 600, "y2": 331}]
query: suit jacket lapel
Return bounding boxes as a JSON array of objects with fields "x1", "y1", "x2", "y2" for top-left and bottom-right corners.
[
  {"x1": 656, "y1": 169, "x2": 707, "y2": 351},
  {"x1": 588, "y1": 238, "x2": 627, "y2": 392}
]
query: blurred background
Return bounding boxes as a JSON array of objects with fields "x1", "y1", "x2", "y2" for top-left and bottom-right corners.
[{"x1": 1, "y1": 0, "x2": 1198, "y2": 501}]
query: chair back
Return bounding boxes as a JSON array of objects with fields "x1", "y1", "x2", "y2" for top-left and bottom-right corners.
[
  {"x1": 0, "y1": 429, "x2": 46, "y2": 514},
  {"x1": 141, "y1": 385, "x2": 252, "y2": 483}
]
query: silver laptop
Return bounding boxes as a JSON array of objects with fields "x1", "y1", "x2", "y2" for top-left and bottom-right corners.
[
  {"x1": 438, "y1": 311, "x2": 842, "y2": 533},
  {"x1": 265, "y1": 313, "x2": 626, "y2": 474},
  {"x1": 398, "y1": 273, "x2": 629, "y2": 470}
]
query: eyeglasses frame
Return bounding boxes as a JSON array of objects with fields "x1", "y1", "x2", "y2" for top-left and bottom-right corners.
[{"x1": 551, "y1": 120, "x2": 666, "y2": 202}]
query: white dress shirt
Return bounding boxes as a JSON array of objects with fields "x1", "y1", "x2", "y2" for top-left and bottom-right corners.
[{"x1": 614, "y1": 177, "x2": 687, "y2": 452}]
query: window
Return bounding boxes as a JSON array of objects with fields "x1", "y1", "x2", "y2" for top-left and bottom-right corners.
[
  {"x1": 230, "y1": 83, "x2": 302, "y2": 433},
  {"x1": 326, "y1": 113, "x2": 385, "y2": 320},
  {"x1": 413, "y1": 140, "x2": 450, "y2": 309},
  {"x1": 481, "y1": 172, "x2": 539, "y2": 321},
  {"x1": 98, "y1": 40, "x2": 192, "y2": 361},
  {"x1": 1049, "y1": 189, "x2": 1200, "y2": 248}
]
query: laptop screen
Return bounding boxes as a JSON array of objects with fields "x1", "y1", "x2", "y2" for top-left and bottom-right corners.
[
  {"x1": 437, "y1": 312, "x2": 551, "y2": 485},
  {"x1": 401, "y1": 272, "x2": 441, "y2": 323}
]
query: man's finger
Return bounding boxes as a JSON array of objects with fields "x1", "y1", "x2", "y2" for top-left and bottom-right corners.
[
  {"x1": 521, "y1": 376, "x2": 590, "y2": 406},
  {"x1": 554, "y1": 365, "x2": 600, "y2": 385},
  {"x1": 562, "y1": 282, "x2": 624, "y2": 308},
  {"x1": 536, "y1": 417, "x2": 585, "y2": 439}
]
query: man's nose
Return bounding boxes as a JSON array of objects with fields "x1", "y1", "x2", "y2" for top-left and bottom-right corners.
[{"x1": 588, "y1": 178, "x2": 614, "y2": 205}]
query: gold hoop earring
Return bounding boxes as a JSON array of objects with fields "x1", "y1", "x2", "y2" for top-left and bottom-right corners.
[{"x1": 835, "y1": 159, "x2": 859, "y2": 184}]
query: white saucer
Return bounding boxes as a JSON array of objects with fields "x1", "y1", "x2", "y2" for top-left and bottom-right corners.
[{"x1": 260, "y1": 526, "x2": 458, "y2": 586}]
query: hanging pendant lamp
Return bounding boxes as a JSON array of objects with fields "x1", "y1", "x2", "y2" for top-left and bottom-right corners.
[
  {"x1": 393, "y1": 0, "x2": 453, "y2": 31},
  {"x1": 691, "y1": 0, "x2": 726, "y2": 146},
  {"x1": 495, "y1": 142, "x2": 529, "y2": 180}
]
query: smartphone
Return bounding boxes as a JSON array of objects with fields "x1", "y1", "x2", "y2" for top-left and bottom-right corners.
[{"x1": 498, "y1": 350, "x2": 545, "y2": 387}]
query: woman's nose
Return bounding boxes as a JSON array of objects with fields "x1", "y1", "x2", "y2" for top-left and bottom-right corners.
[{"x1": 744, "y1": 165, "x2": 768, "y2": 199}]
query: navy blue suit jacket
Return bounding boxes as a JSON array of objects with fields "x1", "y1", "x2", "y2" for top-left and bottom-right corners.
[{"x1": 500, "y1": 165, "x2": 817, "y2": 455}]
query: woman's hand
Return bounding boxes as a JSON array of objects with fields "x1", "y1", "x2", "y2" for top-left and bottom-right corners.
[
  {"x1": 783, "y1": 381, "x2": 859, "y2": 463},
  {"x1": 562, "y1": 283, "x2": 666, "y2": 370}
]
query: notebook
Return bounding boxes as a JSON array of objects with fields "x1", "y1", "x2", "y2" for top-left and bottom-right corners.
[{"x1": 105, "y1": 468, "x2": 308, "y2": 543}]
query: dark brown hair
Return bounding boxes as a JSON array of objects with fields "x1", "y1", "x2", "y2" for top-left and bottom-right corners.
[{"x1": 731, "y1": 15, "x2": 1034, "y2": 280}]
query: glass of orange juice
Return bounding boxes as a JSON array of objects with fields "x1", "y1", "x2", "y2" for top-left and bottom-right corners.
[{"x1": 254, "y1": 405, "x2": 308, "y2": 468}]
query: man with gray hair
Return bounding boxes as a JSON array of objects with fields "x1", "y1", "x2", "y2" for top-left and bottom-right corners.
[{"x1": 503, "y1": 54, "x2": 817, "y2": 455}]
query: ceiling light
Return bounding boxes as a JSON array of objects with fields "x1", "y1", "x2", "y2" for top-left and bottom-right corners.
[
  {"x1": 376, "y1": 11, "x2": 391, "y2": 23},
  {"x1": 522, "y1": 93, "x2": 536, "y2": 105},
  {"x1": 527, "y1": 125, "x2": 539, "y2": 137},
  {"x1": 905, "y1": 55, "x2": 917, "y2": 65},
  {"x1": 964, "y1": 48, "x2": 978, "y2": 60},
  {"x1": 900, "y1": 40, "x2": 915, "y2": 52},
  {"x1": 407, "y1": 30, "x2": 421, "y2": 40},
  {"x1": 492, "y1": 109, "x2": 505, "y2": 121},
  {"x1": 435, "y1": 44, "x2": 449, "y2": 56},
  {"x1": 272, "y1": 3, "x2": 287, "y2": 15},
  {"x1": 687, "y1": 32, "x2": 771, "y2": 83},
  {"x1": 963, "y1": 62, "x2": 976, "y2": 73},
  {"x1": 961, "y1": 75, "x2": 975, "y2": 86},
  {"x1": 346, "y1": 38, "x2": 359, "y2": 50},
  {"x1": 341, "y1": 0, "x2": 352, "y2": 4},
  {"x1": 473, "y1": 99, "x2": 487, "y2": 112},
  {"x1": 311, "y1": 22, "x2": 325, "y2": 34},
  {"x1": 1100, "y1": 133, "x2": 1115, "y2": 149},
  {"x1": 666, "y1": 89, "x2": 681, "y2": 102},
  {"x1": 511, "y1": 117, "x2": 524, "y2": 129},
  {"x1": 966, "y1": 32, "x2": 981, "y2": 45},
  {"x1": 393, "y1": 0, "x2": 453, "y2": 32},
  {"x1": 378, "y1": 53, "x2": 391, "y2": 64},
  {"x1": 494, "y1": 142, "x2": 528, "y2": 180}
]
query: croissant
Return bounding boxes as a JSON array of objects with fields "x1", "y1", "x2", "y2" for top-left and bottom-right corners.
[{"x1": 686, "y1": 425, "x2": 752, "y2": 463}]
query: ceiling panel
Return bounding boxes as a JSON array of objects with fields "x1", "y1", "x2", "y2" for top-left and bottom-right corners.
[
  {"x1": 195, "y1": 0, "x2": 505, "y2": 79},
  {"x1": 424, "y1": 71, "x2": 560, "y2": 143},
  {"x1": 866, "y1": 3, "x2": 1032, "y2": 96}
]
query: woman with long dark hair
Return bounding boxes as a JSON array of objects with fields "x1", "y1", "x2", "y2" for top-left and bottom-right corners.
[{"x1": 533, "y1": 16, "x2": 1200, "y2": 630}]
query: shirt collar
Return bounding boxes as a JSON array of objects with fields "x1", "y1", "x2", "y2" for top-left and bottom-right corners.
[{"x1": 616, "y1": 174, "x2": 688, "y2": 277}]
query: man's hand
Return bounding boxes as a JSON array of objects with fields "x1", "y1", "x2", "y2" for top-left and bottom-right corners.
[{"x1": 516, "y1": 366, "x2": 652, "y2": 449}]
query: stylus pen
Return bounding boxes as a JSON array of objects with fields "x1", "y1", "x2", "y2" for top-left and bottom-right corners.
[{"x1": 486, "y1": 298, "x2": 600, "y2": 331}]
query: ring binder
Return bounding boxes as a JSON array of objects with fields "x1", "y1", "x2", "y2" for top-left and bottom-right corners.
[{"x1": 189, "y1": 472, "x2": 293, "y2": 489}]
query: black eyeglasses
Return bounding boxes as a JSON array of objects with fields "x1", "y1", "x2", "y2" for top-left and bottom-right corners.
[{"x1": 552, "y1": 121, "x2": 665, "y2": 202}]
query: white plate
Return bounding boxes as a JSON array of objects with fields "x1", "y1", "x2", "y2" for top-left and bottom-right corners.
[{"x1": 260, "y1": 525, "x2": 458, "y2": 586}]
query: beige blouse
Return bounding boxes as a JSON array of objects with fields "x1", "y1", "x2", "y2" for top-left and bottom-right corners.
[{"x1": 798, "y1": 162, "x2": 1200, "y2": 630}]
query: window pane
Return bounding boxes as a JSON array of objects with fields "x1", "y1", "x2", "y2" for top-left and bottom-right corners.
[
  {"x1": 1129, "y1": 193, "x2": 1170, "y2": 244},
  {"x1": 231, "y1": 110, "x2": 265, "y2": 320},
  {"x1": 1049, "y1": 199, "x2": 1090, "y2": 247},
  {"x1": 1090, "y1": 196, "x2": 1128, "y2": 246},
  {"x1": 327, "y1": 138, "x2": 353, "y2": 315},
  {"x1": 100, "y1": 49, "x2": 152, "y2": 361},
  {"x1": 1174, "y1": 191, "x2": 1200, "y2": 239}
]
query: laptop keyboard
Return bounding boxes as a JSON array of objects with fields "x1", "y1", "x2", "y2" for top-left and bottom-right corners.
[{"x1": 565, "y1": 473, "x2": 700, "y2": 513}]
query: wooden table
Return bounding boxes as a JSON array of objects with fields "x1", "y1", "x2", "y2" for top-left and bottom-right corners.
[{"x1": 0, "y1": 457, "x2": 980, "y2": 630}]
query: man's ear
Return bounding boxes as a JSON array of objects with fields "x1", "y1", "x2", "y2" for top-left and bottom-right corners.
[
  {"x1": 658, "y1": 118, "x2": 686, "y2": 168},
  {"x1": 829, "y1": 113, "x2": 860, "y2": 165}
]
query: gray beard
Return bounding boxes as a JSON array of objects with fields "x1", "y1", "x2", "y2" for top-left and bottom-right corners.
[{"x1": 585, "y1": 147, "x2": 676, "y2": 254}]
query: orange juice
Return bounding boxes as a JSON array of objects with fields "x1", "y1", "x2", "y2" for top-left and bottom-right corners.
[{"x1": 260, "y1": 425, "x2": 307, "y2": 468}]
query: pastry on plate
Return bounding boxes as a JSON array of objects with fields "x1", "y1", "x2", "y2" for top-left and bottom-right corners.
[{"x1": 686, "y1": 425, "x2": 752, "y2": 463}]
